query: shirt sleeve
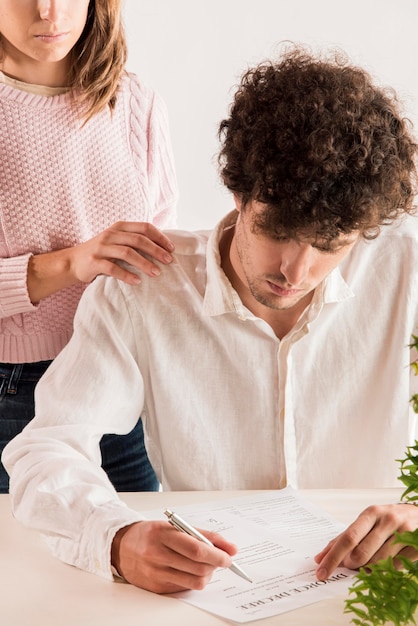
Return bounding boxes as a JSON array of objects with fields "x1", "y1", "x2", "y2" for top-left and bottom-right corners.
[{"x1": 2, "y1": 274, "x2": 147, "y2": 580}]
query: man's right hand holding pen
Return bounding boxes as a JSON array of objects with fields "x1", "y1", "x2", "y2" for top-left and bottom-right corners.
[{"x1": 111, "y1": 520, "x2": 238, "y2": 594}]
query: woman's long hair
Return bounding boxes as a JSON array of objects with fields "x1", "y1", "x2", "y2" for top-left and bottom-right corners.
[{"x1": 68, "y1": 0, "x2": 127, "y2": 120}]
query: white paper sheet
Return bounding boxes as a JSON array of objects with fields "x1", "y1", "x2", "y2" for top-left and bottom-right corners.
[{"x1": 145, "y1": 487, "x2": 355, "y2": 623}]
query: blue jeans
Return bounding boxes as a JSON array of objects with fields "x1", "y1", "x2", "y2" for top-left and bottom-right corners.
[{"x1": 0, "y1": 361, "x2": 159, "y2": 494}]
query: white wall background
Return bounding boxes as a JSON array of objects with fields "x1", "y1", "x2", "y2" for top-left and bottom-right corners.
[{"x1": 122, "y1": 0, "x2": 418, "y2": 230}]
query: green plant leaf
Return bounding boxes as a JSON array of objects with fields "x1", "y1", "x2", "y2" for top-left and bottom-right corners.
[
  {"x1": 345, "y1": 558, "x2": 418, "y2": 625},
  {"x1": 344, "y1": 335, "x2": 418, "y2": 625}
]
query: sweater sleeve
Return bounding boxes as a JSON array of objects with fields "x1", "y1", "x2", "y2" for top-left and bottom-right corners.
[
  {"x1": 127, "y1": 74, "x2": 179, "y2": 229},
  {"x1": 0, "y1": 253, "x2": 38, "y2": 318}
]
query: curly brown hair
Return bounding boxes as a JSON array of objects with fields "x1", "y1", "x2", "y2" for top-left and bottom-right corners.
[{"x1": 218, "y1": 46, "x2": 418, "y2": 242}]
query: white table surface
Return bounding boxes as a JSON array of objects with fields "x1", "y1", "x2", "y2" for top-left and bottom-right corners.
[{"x1": 0, "y1": 489, "x2": 404, "y2": 625}]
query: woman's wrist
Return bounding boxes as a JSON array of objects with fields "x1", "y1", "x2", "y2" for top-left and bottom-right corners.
[{"x1": 27, "y1": 248, "x2": 78, "y2": 303}]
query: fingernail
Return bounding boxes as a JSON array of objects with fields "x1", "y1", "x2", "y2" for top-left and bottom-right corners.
[
  {"x1": 316, "y1": 568, "x2": 327, "y2": 580},
  {"x1": 167, "y1": 242, "x2": 175, "y2": 251},
  {"x1": 151, "y1": 267, "x2": 161, "y2": 276},
  {"x1": 163, "y1": 254, "x2": 173, "y2": 263}
]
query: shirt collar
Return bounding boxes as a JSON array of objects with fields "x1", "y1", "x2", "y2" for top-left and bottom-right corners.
[
  {"x1": 203, "y1": 212, "x2": 241, "y2": 316},
  {"x1": 202, "y1": 211, "x2": 354, "y2": 318},
  {"x1": 0, "y1": 70, "x2": 69, "y2": 96}
]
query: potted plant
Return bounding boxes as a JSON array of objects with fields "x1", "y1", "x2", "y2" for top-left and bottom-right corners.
[{"x1": 345, "y1": 335, "x2": 418, "y2": 626}]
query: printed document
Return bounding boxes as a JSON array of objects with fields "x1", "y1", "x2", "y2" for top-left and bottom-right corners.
[{"x1": 146, "y1": 487, "x2": 354, "y2": 623}]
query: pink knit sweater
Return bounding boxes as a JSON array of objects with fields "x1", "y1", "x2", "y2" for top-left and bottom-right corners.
[{"x1": 0, "y1": 73, "x2": 178, "y2": 363}]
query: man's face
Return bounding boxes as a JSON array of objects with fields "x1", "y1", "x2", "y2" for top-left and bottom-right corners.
[{"x1": 231, "y1": 199, "x2": 359, "y2": 312}]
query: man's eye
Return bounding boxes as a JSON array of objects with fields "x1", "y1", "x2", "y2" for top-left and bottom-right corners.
[{"x1": 313, "y1": 244, "x2": 340, "y2": 254}]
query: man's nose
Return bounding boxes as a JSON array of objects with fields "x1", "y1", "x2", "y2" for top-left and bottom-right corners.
[{"x1": 279, "y1": 242, "x2": 312, "y2": 285}]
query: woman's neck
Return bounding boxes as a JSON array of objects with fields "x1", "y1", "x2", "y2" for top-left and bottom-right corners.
[{"x1": 1, "y1": 54, "x2": 69, "y2": 88}]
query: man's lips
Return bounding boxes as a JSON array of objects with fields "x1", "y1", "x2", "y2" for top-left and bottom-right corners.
[{"x1": 266, "y1": 280, "x2": 302, "y2": 296}]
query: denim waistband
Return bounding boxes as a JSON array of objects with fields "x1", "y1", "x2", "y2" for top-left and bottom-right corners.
[{"x1": 0, "y1": 361, "x2": 52, "y2": 393}]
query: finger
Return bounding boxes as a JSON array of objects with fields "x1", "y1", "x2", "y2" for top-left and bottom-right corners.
[
  {"x1": 110, "y1": 221, "x2": 175, "y2": 253},
  {"x1": 98, "y1": 233, "x2": 173, "y2": 268},
  {"x1": 316, "y1": 510, "x2": 378, "y2": 580},
  {"x1": 142, "y1": 530, "x2": 231, "y2": 592},
  {"x1": 93, "y1": 246, "x2": 164, "y2": 280},
  {"x1": 114, "y1": 245, "x2": 165, "y2": 277},
  {"x1": 124, "y1": 233, "x2": 174, "y2": 265},
  {"x1": 393, "y1": 545, "x2": 418, "y2": 568},
  {"x1": 198, "y1": 530, "x2": 238, "y2": 558},
  {"x1": 314, "y1": 538, "x2": 337, "y2": 563},
  {"x1": 125, "y1": 546, "x2": 216, "y2": 594},
  {"x1": 146, "y1": 561, "x2": 215, "y2": 593},
  {"x1": 364, "y1": 534, "x2": 418, "y2": 568},
  {"x1": 163, "y1": 527, "x2": 233, "y2": 569},
  {"x1": 162, "y1": 544, "x2": 222, "y2": 578},
  {"x1": 90, "y1": 259, "x2": 143, "y2": 285},
  {"x1": 341, "y1": 505, "x2": 418, "y2": 569}
]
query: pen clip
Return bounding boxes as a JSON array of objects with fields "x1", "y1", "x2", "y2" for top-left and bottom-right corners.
[{"x1": 167, "y1": 518, "x2": 185, "y2": 533}]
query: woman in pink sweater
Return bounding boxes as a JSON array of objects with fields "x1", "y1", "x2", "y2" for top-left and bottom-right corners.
[{"x1": 0, "y1": 0, "x2": 178, "y2": 492}]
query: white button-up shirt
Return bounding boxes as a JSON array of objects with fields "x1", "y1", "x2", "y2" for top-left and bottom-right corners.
[{"x1": 3, "y1": 211, "x2": 418, "y2": 580}]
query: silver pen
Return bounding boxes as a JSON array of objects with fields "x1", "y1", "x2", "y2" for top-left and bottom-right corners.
[{"x1": 164, "y1": 508, "x2": 252, "y2": 583}]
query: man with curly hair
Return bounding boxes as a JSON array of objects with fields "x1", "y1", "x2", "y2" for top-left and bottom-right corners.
[{"x1": 3, "y1": 47, "x2": 418, "y2": 594}]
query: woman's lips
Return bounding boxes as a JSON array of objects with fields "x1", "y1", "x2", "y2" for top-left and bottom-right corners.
[{"x1": 35, "y1": 32, "x2": 69, "y2": 43}]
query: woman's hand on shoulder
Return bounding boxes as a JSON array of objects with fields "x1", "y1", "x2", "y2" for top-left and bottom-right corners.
[
  {"x1": 27, "y1": 222, "x2": 175, "y2": 303},
  {"x1": 69, "y1": 221, "x2": 175, "y2": 285}
]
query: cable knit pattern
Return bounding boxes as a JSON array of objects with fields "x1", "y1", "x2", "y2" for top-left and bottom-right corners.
[{"x1": 0, "y1": 73, "x2": 178, "y2": 362}]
